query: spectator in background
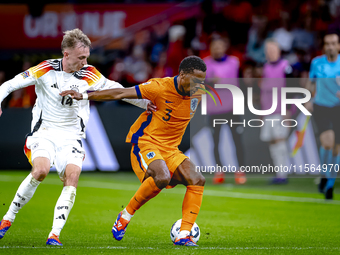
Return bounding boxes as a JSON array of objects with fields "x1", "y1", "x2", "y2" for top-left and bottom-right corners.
[
  {"x1": 291, "y1": 14, "x2": 316, "y2": 53},
  {"x1": 108, "y1": 58, "x2": 125, "y2": 85},
  {"x1": 124, "y1": 45, "x2": 152, "y2": 86},
  {"x1": 328, "y1": 0, "x2": 340, "y2": 34},
  {"x1": 152, "y1": 51, "x2": 173, "y2": 78},
  {"x1": 273, "y1": 12, "x2": 294, "y2": 55},
  {"x1": 167, "y1": 25, "x2": 188, "y2": 76},
  {"x1": 246, "y1": 15, "x2": 272, "y2": 64},
  {"x1": 291, "y1": 48, "x2": 311, "y2": 79},
  {"x1": 239, "y1": 59, "x2": 260, "y2": 107},
  {"x1": 260, "y1": 39, "x2": 293, "y2": 184},
  {"x1": 150, "y1": 21, "x2": 170, "y2": 65},
  {"x1": 204, "y1": 37, "x2": 246, "y2": 185}
]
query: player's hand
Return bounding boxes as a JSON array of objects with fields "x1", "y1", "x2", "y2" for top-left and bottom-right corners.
[
  {"x1": 60, "y1": 90, "x2": 83, "y2": 100},
  {"x1": 146, "y1": 102, "x2": 157, "y2": 115}
]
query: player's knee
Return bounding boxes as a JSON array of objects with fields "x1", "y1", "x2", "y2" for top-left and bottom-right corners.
[
  {"x1": 185, "y1": 172, "x2": 205, "y2": 186},
  {"x1": 64, "y1": 166, "x2": 81, "y2": 187},
  {"x1": 193, "y1": 173, "x2": 205, "y2": 186},
  {"x1": 320, "y1": 132, "x2": 334, "y2": 149},
  {"x1": 32, "y1": 168, "x2": 49, "y2": 181},
  {"x1": 154, "y1": 171, "x2": 171, "y2": 189},
  {"x1": 323, "y1": 142, "x2": 333, "y2": 150}
]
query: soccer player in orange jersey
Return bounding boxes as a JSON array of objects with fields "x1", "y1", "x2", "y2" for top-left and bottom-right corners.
[{"x1": 61, "y1": 56, "x2": 206, "y2": 246}]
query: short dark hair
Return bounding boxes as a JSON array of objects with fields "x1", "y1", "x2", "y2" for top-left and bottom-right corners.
[
  {"x1": 323, "y1": 33, "x2": 340, "y2": 43},
  {"x1": 178, "y1": 56, "x2": 207, "y2": 74}
]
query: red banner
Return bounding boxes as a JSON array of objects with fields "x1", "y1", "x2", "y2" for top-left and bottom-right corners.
[{"x1": 0, "y1": 4, "x2": 182, "y2": 50}]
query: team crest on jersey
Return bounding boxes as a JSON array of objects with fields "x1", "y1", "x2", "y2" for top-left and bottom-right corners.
[
  {"x1": 141, "y1": 82, "x2": 151, "y2": 85},
  {"x1": 70, "y1": 85, "x2": 79, "y2": 92},
  {"x1": 336, "y1": 76, "x2": 340, "y2": 86},
  {"x1": 21, "y1": 71, "x2": 30, "y2": 79},
  {"x1": 146, "y1": 151, "x2": 155, "y2": 159},
  {"x1": 191, "y1": 98, "x2": 199, "y2": 111}
]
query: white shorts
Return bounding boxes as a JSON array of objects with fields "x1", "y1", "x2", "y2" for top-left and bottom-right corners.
[
  {"x1": 24, "y1": 133, "x2": 85, "y2": 180},
  {"x1": 260, "y1": 114, "x2": 290, "y2": 142}
]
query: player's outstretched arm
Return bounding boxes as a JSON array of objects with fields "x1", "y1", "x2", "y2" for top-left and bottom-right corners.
[
  {"x1": 60, "y1": 87, "x2": 138, "y2": 101},
  {"x1": 0, "y1": 73, "x2": 36, "y2": 117}
]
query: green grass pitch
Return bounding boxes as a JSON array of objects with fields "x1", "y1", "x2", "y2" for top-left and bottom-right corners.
[{"x1": 0, "y1": 170, "x2": 340, "y2": 254}]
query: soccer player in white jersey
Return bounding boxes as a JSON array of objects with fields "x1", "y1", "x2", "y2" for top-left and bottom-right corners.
[{"x1": 0, "y1": 28, "x2": 153, "y2": 245}]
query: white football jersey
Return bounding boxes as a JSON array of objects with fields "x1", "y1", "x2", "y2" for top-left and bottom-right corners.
[{"x1": 0, "y1": 59, "x2": 149, "y2": 139}]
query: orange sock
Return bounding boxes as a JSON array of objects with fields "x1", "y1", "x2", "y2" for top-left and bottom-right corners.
[
  {"x1": 126, "y1": 177, "x2": 161, "y2": 215},
  {"x1": 181, "y1": 185, "x2": 204, "y2": 232}
]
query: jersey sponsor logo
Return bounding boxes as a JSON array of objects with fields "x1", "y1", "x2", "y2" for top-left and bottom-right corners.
[
  {"x1": 141, "y1": 82, "x2": 151, "y2": 85},
  {"x1": 146, "y1": 151, "x2": 155, "y2": 159},
  {"x1": 21, "y1": 71, "x2": 30, "y2": 79},
  {"x1": 165, "y1": 100, "x2": 173, "y2": 103},
  {"x1": 191, "y1": 98, "x2": 199, "y2": 111},
  {"x1": 51, "y1": 83, "x2": 59, "y2": 89}
]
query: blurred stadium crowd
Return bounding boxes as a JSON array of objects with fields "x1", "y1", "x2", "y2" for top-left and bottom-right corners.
[{"x1": 0, "y1": 0, "x2": 339, "y2": 109}]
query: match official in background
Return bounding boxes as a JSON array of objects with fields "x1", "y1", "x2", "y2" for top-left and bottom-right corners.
[{"x1": 308, "y1": 33, "x2": 340, "y2": 199}]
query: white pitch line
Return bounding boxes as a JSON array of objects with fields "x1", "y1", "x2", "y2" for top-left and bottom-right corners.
[
  {"x1": 1, "y1": 246, "x2": 339, "y2": 250},
  {"x1": 1, "y1": 175, "x2": 340, "y2": 205}
]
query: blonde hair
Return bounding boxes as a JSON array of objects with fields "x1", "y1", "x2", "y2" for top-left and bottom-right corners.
[{"x1": 61, "y1": 28, "x2": 91, "y2": 53}]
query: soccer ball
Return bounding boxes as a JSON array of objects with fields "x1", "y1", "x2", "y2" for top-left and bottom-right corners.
[{"x1": 170, "y1": 219, "x2": 200, "y2": 243}]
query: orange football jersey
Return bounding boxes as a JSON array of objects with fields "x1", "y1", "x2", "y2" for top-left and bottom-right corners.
[{"x1": 126, "y1": 76, "x2": 204, "y2": 150}]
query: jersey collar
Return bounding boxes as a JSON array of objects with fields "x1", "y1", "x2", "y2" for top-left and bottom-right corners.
[{"x1": 174, "y1": 75, "x2": 187, "y2": 96}]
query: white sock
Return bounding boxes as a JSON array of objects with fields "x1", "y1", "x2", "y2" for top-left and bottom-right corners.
[
  {"x1": 121, "y1": 208, "x2": 133, "y2": 221},
  {"x1": 49, "y1": 186, "x2": 76, "y2": 237},
  {"x1": 269, "y1": 141, "x2": 289, "y2": 178},
  {"x1": 3, "y1": 173, "x2": 40, "y2": 222},
  {"x1": 178, "y1": 230, "x2": 190, "y2": 239}
]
